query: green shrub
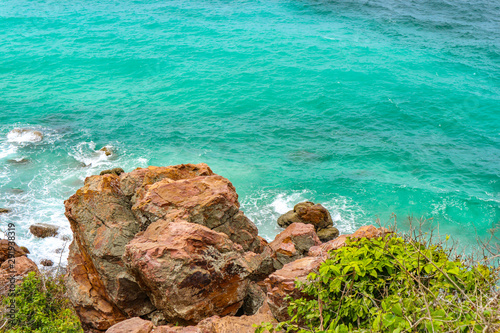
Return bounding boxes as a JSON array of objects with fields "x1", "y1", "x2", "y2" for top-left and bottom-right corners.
[
  {"x1": 257, "y1": 234, "x2": 500, "y2": 333},
  {"x1": 2, "y1": 272, "x2": 83, "y2": 333}
]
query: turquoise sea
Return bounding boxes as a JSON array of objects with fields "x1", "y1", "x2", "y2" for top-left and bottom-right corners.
[{"x1": 0, "y1": 0, "x2": 498, "y2": 264}]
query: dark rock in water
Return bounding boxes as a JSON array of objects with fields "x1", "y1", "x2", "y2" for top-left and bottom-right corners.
[
  {"x1": 0, "y1": 208, "x2": 11, "y2": 214},
  {"x1": 40, "y1": 259, "x2": 54, "y2": 267},
  {"x1": 29, "y1": 223, "x2": 59, "y2": 238},
  {"x1": 100, "y1": 167, "x2": 125, "y2": 176},
  {"x1": 7, "y1": 157, "x2": 30, "y2": 164},
  {"x1": 100, "y1": 146, "x2": 113, "y2": 156},
  {"x1": 277, "y1": 201, "x2": 336, "y2": 241},
  {"x1": 316, "y1": 225, "x2": 339, "y2": 242}
]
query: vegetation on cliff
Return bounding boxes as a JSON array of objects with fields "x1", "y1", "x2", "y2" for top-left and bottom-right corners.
[
  {"x1": 257, "y1": 230, "x2": 500, "y2": 333},
  {"x1": 2, "y1": 272, "x2": 82, "y2": 333}
]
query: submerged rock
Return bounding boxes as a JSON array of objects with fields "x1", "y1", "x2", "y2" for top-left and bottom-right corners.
[
  {"x1": 0, "y1": 208, "x2": 11, "y2": 214},
  {"x1": 29, "y1": 223, "x2": 59, "y2": 238},
  {"x1": 99, "y1": 146, "x2": 113, "y2": 156},
  {"x1": 7, "y1": 128, "x2": 44, "y2": 143}
]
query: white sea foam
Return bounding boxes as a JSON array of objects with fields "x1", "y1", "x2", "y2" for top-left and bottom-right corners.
[
  {"x1": 7, "y1": 128, "x2": 44, "y2": 143},
  {"x1": 241, "y1": 189, "x2": 365, "y2": 241}
]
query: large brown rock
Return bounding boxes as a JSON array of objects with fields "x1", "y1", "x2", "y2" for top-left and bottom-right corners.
[
  {"x1": 124, "y1": 220, "x2": 250, "y2": 324},
  {"x1": 105, "y1": 317, "x2": 154, "y2": 333},
  {"x1": 0, "y1": 255, "x2": 39, "y2": 296},
  {"x1": 65, "y1": 163, "x2": 263, "y2": 331},
  {"x1": 0, "y1": 239, "x2": 29, "y2": 262},
  {"x1": 264, "y1": 256, "x2": 323, "y2": 322},
  {"x1": 29, "y1": 223, "x2": 59, "y2": 238},
  {"x1": 269, "y1": 223, "x2": 321, "y2": 268},
  {"x1": 277, "y1": 201, "x2": 333, "y2": 231}
]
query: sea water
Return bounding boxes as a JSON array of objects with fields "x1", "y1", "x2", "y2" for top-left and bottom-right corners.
[{"x1": 0, "y1": 0, "x2": 498, "y2": 264}]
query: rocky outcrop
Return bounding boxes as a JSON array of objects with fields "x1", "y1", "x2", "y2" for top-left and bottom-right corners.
[
  {"x1": 0, "y1": 239, "x2": 29, "y2": 262},
  {"x1": 65, "y1": 163, "x2": 263, "y2": 331},
  {"x1": 269, "y1": 223, "x2": 321, "y2": 268},
  {"x1": 123, "y1": 220, "x2": 250, "y2": 323},
  {"x1": 0, "y1": 241, "x2": 38, "y2": 296},
  {"x1": 29, "y1": 223, "x2": 59, "y2": 238},
  {"x1": 264, "y1": 256, "x2": 323, "y2": 321},
  {"x1": 277, "y1": 201, "x2": 339, "y2": 242}
]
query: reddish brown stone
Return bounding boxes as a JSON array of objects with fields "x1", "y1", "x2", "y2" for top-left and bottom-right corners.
[{"x1": 105, "y1": 317, "x2": 154, "y2": 333}]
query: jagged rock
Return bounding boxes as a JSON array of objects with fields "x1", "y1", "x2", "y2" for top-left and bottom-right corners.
[
  {"x1": 99, "y1": 147, "x2": 113, "y2": 156},
  {"x1": 105, "y1": 317, "x2": 154, "y2": 333},
  {"x1": 40, "y1": 259, "x2": 54, "y2": 267},
  {"x1": 269, "y1": 223, "x2": 321, "y2": 268},
  {"x1": 0, "y1": 239, "x2": 29, "y2": 262},
  {"x1": 316, "y1": 225, "x2": 339, "y2": 242},
  {"x1": 100, "y1": 168, "x2": 124, "y2": 176},
  {"x1": 29, "y1": 223, "x2": 59, "y2": 238},
  {"x1": 131, "y1": 174, "x2": 261, "y2": 252},
  {"x1": 0, "y1": 255, "x2": 39, "y2": 295},
  {"x1": 0, "y1": 208, "x2": 11, "y2": 214},
  {"x1": 7, "y1": 128, "x2": 43, "y2": 142},
  {"x1": 243, "y1": 246, "x2": 276, "y2": 281},
  {"x1": 124, "y1": 220, "x2": 250, "y2": 324},
  {"x1": 264, "y1": 256, "x2": 323, "y2": 321},
  {"x1": 277, "y1": 201, "x2": 333, "y2": 231},
  {"x1": 239, "y1": 282, "x2": 266, "y2": 315},
  {"x1": 308, "y1": 225, "x2": 391, "y2": 257}
]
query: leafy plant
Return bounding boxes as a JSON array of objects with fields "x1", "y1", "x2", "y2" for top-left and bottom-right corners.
[
  {"x1": 2, "y1": 272, "x2": 83, "y2": 333},
  {"x1": 257, "y1": 233, "x2": 500, "y2": 333}
]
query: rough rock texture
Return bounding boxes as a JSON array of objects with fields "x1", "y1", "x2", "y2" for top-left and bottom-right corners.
[
  {"x1": 269, "y1": 223, "x2": 321, "y2": 268},
  {"x1": 105, "y1": 317, "x2": 154, "y2": 333},
  {"x1": 264, "y1": 256, "x2": 323, "y2": 322},
  {"x1": 0, "y1": 239, "x2": 30, "y2": 262},
  {"x1": 100, "y1": 168, "x2": 125, "y2": 176},
  {"x1": 277, "y1": 201, "x2": 333, "y2": 230},
  {"x1": 124, "y1": 220, "x2": 250, "y2": 324},
  {"x1": 29, "y1": 223, "x2": 59, "y2": 238},
  {"x1": 243, "y1": 245, "x2": 277, "y2": 282},
  {"x1": 0, "y1": 255, "x2": 39, "y2": 295},
  {"x1": 316, "y1": 225, "x2": 339, "y2": 242},
  {"x1": 308, "y1": 225, "x2": 391, "y2": 257}
]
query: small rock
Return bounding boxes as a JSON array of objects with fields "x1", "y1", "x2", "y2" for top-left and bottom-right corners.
[
  {"x1": 7, "y1": 128, "x2": 44, "y2": 143},
  {"x1": 0, "y1": 208, "x2": 11, "y2": 214},
  {"x1": 105, "y1": 317, "x2": 154, "y2": 333},
  {"x1": 316, "y1": 225, "x2": 339, "y2": 242},
  {"x1": 29, "y1": 223, "x2": 59, "y2": 238},
  {"x1": 40, "y1": 259, "x2": 54, "y2": 267},
  {"x1": 100, "y1": 146, "x2": 113, "y2": 156},
  {"x1": 100, "y1": 167, "x2": 124, "y2": 176},
  {"x1": 7, "y1": 157, "x2": 30, "y2": 164},
  {"x1": 277, "y1": 201, "x2": 334, "y2": 232}
]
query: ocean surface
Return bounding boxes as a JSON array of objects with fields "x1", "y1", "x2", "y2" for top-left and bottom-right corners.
[{"x1": 0, "y1": 0, "x2": 498, "y2": 265}]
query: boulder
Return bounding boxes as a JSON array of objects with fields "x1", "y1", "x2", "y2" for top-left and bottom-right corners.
[
  {"x1": 123, "y1": 220, "x2": 250, "y2": 324},
  {"x1": 100, "y1": 147, "x2": 113, "y2": 156},
  {"x1": 264, "y1": 256, "x2": 323, "y2": 321},
  {"x1": 0, "y1": 255, "x2": 39, "y2": 295},
  {"x1": 40, "y1": 259, "x2": 54, "y2": 267},
  {"x1": 243, "y1": 245, "x2": 276, "y2": 282},
  {"x1": 105, "y1": 317, "x2": 154, "y2": 333},
  {"x1": 29, "y1": 223, "x2": 59, "y2": 238},
  {"x1": 269, "y1": 223, "x2": 321, "y2": 268},
  {"x1": 277, "y1": 201, "x2": 333, "y2": 231},
  {"x1": 316, "y1": 225, "x2": 340, "y2": 242},
  {"x1": 0, "y1": 239, "x2": 29, "y2": 262}
]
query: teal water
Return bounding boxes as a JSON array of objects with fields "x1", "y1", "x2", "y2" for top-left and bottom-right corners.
[{"x1": 0, "y1": 0, "x2": 499, "y2": 264}]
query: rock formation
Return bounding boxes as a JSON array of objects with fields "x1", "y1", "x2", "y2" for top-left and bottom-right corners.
[
  {"x1": 64, "y1": 162, "x2": 391, "y2": 332},
  {"x1": 29, "y1": 223, "x2": 59, "y2": 238},
  {"x1": 0, "y1": 241, "x2": 38, "y2": 296},
  {"x1": 277, "y1": 201, "x2": 339, "y2": 242},
  {"x1": 7, "y1": 128, "x2": 44, "y2": 142}
]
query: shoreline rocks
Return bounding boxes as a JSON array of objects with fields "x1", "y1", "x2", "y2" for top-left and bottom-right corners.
[
  {"x1": 277, "y1": 201, "x2": 339, "y2": 242},
  {"x1": 7, "y1": 128, "x2": 44, "y2": 143},
  {"x1": 29, "y1": 223, "x2": 59, "y2": 238},
  {"x1": 63, "y1": 162, "x2": 392, "y2": 332}
]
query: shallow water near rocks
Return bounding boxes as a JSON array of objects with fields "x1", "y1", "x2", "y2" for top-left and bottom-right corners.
[{"x1": 0, "y1": 0, "x2": 499, "y2": 264}]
